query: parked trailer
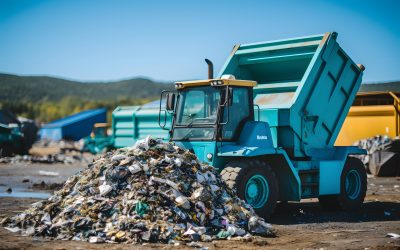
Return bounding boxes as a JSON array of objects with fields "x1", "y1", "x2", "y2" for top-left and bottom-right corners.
[
  {"x1": 82, "y1": 101, "x2": 172, "y2": 153},
  {"x1": 160, "y1": 32, "x2": 366, "y2": 217},
  {"x1": 113, "y1": 101, "x2": 171, "y2": 147}
]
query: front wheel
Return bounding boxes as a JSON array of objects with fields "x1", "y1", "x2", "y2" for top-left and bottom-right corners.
[
  {"x1": 221, "y1": 159, "x2": 279, "y2": 218},
  {"x1": 319, "y1": 157, "x2": 367, "y2": 211}
]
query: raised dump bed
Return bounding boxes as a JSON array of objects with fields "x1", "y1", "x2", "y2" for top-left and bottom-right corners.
[{"x1": 219, "y1": 32, "x2": 364, "y2": 157}]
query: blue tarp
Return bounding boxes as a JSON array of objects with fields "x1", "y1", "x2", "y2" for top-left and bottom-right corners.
[{"x1": 39, "y1": 108, "x2": 107, "y2": 141}]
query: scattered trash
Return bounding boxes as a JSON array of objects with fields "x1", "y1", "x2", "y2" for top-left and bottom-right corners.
[
  {"x1": 22, "y1": 179, "x2": 30, "y2": 183},
  {"x1": 38, "y1": 170, "x2": 59, "y2": 176},
  {"x1": 0, "y1": 153, "x2": 88, "y2": 165},
  {"x1": 2, "y1": 136, "x2": 275, "y2": 244},
  {"x1": 4, "y1": 227, "x2": 20, "y2": 233},
  {"x1": 386, "y1": 233, "x2": 400, "y2": 239},
  {"x1": 5, "y1": 187, "x2": 12, "y2": 193},
  {"x1": 32, "y1": 181, "x2": 64, "y2": 191}
]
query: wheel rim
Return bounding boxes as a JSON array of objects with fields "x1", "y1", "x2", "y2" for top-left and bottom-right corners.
[
  {"x1": 245, "y1": 174, "x2": 269, "y2": 208},
  {"x1": 345, "y1": 169, "x2": 361, "y2": 200}
]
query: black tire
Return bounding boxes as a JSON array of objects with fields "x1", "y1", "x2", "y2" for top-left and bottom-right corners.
[
  {"x1": 16, "y1": 141, "x2": 28, "y2": 155},
  {"x1": 0, "y1": 143, "x2": 13, "y2": 157},
  {"x1": 221, "y1": 159, "x2": 279, "y2": 218},
  {"x1": 319, "y1": 157, "x2": 367, "y2": 211}
]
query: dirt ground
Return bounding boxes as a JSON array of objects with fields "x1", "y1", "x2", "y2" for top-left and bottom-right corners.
[{"x1": 0, "y1": 160, "x2": 399, "y2": 249}]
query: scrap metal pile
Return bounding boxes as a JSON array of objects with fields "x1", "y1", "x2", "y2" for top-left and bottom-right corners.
[
  {"x1": 2, "y1": 137, "x2": 274, "y2": 244},
  {"x1": 354, "y1": 135, "x2": 392, "y2": 165},
  {"x1": 355, "y1": 135, "x2": 400, "y2": 176}
]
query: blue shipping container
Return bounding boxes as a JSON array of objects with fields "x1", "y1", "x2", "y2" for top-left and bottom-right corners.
[{"x1": 40, "y1": 108, "x2": 107, "y2": 141}]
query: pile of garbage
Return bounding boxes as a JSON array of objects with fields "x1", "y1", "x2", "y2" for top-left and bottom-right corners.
[
  {"x1": 354, "y1": 135, "x2": 392, "y2": 165},
  {"x1": 354, "y1": 135, "x2": 400, "y2": 176},
  {"x1": 0, "y1": 153, "x2": 88, "y2": 164},
  {"x1": 2, "y1": 137, "x2": 274, "y2": 245}
]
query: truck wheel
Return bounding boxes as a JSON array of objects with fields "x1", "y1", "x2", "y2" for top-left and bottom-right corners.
[
  {"x1": 221, "y1": 159, "x2": 279, "y2": 218},
  {"x1": 0, "y1": 143, "x2": 13, "y2": 157},
  {"x1": 319, "y1": 157, "x2": 367, "y2": 211},
  {"x1": 16, "y1": 142, "x2": 28, "y2": 155}
]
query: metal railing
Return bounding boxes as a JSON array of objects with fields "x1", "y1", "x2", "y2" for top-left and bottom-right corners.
[{"x1": 389, "y1": 92, "x2": 400, "y2": 137}]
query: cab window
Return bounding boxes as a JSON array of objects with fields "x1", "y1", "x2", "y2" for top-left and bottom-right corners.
[{"x1": 221, "y1": 87, "x2": 251, "y2": 140}]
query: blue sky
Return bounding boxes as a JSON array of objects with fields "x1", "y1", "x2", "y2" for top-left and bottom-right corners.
[{"x1": 0, "y1": 0, "x2": 399, "y2": 83}]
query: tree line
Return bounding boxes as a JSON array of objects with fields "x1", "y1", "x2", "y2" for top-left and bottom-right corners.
[{"x1": 0, "y1": 96, "x2": 153, "y2": 124}]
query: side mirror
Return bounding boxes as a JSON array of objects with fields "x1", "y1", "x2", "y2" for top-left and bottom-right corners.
[{"x1": 166, "y1": 93, "x2": 175, "y2": 111}]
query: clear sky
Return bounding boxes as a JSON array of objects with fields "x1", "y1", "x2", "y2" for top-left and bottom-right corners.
[{"x1": 0, "y1": 0, "x2": 399, "y2": 83}]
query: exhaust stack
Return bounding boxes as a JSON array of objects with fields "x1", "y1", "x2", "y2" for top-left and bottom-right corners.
[{"x1": 205, "y1": 59, "x2": 213, "y2": 79}]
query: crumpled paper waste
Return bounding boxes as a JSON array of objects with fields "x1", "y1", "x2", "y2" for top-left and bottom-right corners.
[{"x1": 2, "y1": 136, "x2": 274, "y2": 244}]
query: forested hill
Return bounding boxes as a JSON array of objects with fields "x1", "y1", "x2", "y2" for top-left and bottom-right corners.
[{"x1": 0, "y1": 73, "x2": 174, "y2": 102}]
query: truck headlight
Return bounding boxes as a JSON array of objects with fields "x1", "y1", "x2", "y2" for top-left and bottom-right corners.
[
  {"x1": 210, "y1": 80, "x2": 223, "y2": 86},
  {"x1": 206, "y1": 153, "x2": 213, "y2": 161}
]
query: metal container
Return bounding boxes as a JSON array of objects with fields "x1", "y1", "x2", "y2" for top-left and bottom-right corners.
[{"x1": 40, "y1": 108, "x2": 107, "y2": 141}]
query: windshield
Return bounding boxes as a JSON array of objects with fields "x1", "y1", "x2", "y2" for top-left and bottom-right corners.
[
  {"x1": 171, "y1": 86, "x2": 252, "y2": 141},
  {"x1": 172, "y1": 86, "x2": 221, "y2": 141},
  {"x1": 175, "y1": 86, "x2": 221, "y2": 126}
]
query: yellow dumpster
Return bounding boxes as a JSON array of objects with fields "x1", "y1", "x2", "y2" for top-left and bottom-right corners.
[{"x1": 336, "y1": 92, "x2": 400, "y2": 146}]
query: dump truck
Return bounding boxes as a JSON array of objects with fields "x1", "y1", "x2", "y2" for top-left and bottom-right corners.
[
  {"x1": 159, "y1": 32, "x2": 367, "y2": 217},
  {"x1": 0, "y1": 110, "x2": 37, "y2": 156},
  {"x1": 0, "y1": 123, "x2": 27, "y2": 156},
  {"x1": 81, "y1": 123, "x2": 113, "y2": 154},
  {"x1": 82, "y1": 101, "x2": 172, "y2": 154}
]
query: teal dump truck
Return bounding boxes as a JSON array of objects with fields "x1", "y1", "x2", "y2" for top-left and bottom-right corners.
[
  {"x1": 81, "y1": 123, "x2": 113, "y2": 154},
  {"x1": 160, "y1": 32, "x2": 367, "y2": 217},
  {"x1": 0, "y1": 123, "x2": 27, "y2": 156},
  {"x1": 83, "y1": 101, "x2": 171, "y2": 154}
]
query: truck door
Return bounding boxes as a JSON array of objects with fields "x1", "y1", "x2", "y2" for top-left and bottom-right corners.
[{"x1": 219, "y1": 87, "x2": 253, "y2": 141}]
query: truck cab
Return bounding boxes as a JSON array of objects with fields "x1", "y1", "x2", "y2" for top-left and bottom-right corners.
[
  {"x1": 171, "y1": 79, "x2": 256, "y2": 143},
  {"x1": 160, "y1": 32, "x2": 367, "y2": 218}
]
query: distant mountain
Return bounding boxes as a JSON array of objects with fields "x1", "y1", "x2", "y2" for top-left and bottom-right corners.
[
  {"x1": 0, "y1": 73, "x2": 174, "y2": 102},
  {"x1": 359, "y1": 81, "x2": 400, "y2": 93},
  {"x1": 1, "y1": 73, "x2": 399, "y2": 104}
]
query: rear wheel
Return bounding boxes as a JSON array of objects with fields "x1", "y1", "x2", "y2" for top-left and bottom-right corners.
[
  {"x1": 221, "y1": 159, "x2": 278, "y2": 218},
  {"x1": 319, "y1": 157, "x2": 367, "y2": 211},
  {"x1": 0, "y1": 143, "x2": 13, "y2": 157}
]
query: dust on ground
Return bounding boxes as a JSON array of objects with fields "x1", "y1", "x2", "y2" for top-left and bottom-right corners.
[{"x1": 0, "y1": 159, "x2": 399, "y2": 249}]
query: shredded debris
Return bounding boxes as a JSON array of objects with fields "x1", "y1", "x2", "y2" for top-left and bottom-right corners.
[
  {"x1": 386, "y1": 233, "x2": 400, "y2": 239},
  {"x1": 38, "y1": 170, "x2": 60, "y2": 176},
  {"x1": 0, "y1": 154, "x2": 88, "y2": 164},
  {"x1": 32, "y1": 181, "x2": 64, "y2": 191},
  {"x1": 1, "y1": 137, "x2": 274, "y2": 244}
]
